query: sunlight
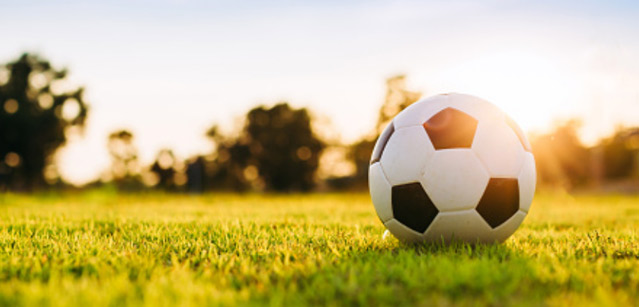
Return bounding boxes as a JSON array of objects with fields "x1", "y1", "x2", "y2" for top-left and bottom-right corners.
[{"x1": 437, "y1": 50, "x2": 582, "y2": 134}]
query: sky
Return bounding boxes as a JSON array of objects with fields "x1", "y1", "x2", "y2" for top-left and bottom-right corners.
[{"x1": 1, "y1": 0, "x2": 639, "y2": 184}]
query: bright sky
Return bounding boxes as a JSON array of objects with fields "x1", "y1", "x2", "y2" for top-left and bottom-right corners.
[{"x1": 2, "y1": 0, "x2": 638, "y2": 185}]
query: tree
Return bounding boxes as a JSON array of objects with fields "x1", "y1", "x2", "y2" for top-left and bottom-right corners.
[
  {"x1": 245, "y1": 103, "x2": 325, "y2": 191},
  {"x1": 202, "y1": 103, "x2": 325, "y2": 192},
  {"x1": 185, "y1": 156, "x2": 207, "y2": 193},
  {"x1": 598, "y1": 127, "x2": 639, "y2": 180},
  {"x1": 530, "y1": 120, "x2": 591, "y2": 189},
  {"x1": 0, "y1": 53, "x2": 88, "y2": 191},
  {"x1": 149, "y1": 149, "x2": 181, "y2": 190},
  {"x1": 107, "y1": 130, "x2": 143, "y2": 190},
  {"x1": 203, "y1": 125, "x2": 252, "y2": 191}
]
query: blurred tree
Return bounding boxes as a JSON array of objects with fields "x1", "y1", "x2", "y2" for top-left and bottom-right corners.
[
  {"x1": 149, "y1": 149, "x2": 187, "y2": 191},
  {"x1": 345, "y1": 138, "x2": 377, "y2": 188},
  {"x1": 107, "y1": 130, "x2": 143, "y2": 190},
  {"x1": 0, "y1": 53, "x2": 88, "y2": 191},
  {"x1": 185, "y1": 156, "x2": 207, "y2": 193},
  {"x1": 202, "y1": 126, "x2": 252, "y2": 191},
  {"x1": 244, "y1": 103, "x2": 325, "y2": 191},
  {"x1": 530, "y1": 120, "x2": 591, "y2": 189},
  {"x1": 344, "y1": 75, "x2": 421, "y2": 188},
  {"x1": 598, "y1": 127, "x2": 639, "y2": 180},
  {"x1": 201, "y1": 103, "x2": 325, "y2": 192}
]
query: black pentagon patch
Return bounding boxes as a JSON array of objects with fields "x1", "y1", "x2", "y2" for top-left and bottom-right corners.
[
  {"x1": 391, "y1": 182, "x2": 439, "y2": 233},
  {"x1": 370, "y1": 122, "x2": 395, "y2": 164},
  {"x1": 505, "y1": 115, "x2": 532, "y2": 152},
  {"x1": 423, "y1": 108, "x2": 478, "y2": 150},
  {"x1": 476, "y1": 178, "x2": 519, "y2": 228}
]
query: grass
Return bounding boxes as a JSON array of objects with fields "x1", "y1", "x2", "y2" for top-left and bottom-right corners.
[{"x1": 0, "y1": 191, "x2": 638, "y2": 306}]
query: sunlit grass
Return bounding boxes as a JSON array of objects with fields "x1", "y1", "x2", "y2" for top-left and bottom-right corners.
[{"x1": 0, "y1": 191, "x2": 638, "y2": 306}]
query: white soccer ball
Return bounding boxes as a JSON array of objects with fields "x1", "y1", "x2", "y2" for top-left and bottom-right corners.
[{"x1": 369, "y1": 93, "x2": 536, "y2": 244}]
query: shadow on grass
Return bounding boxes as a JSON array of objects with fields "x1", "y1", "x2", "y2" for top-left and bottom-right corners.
[
  {"x1": 391, "y1": 239, "x2": 518, "y2": 257},
  {"x1": 254, "y1": 234, "x2": 561, "y2": 306}
]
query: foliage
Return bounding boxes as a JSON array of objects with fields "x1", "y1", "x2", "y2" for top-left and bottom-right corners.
[
  {"x1": 106, "y1": 130, "x2": 144, "y2": 191},
  {"x1": 0, "y1": 53, "x2": 88, "y2": 191},
  {"x1": 199, "y1": 126, "x2": 251, "y2": 191},
  {"x1": 205, "y1": 103, "x2": 325, "y2": 192},
  {"x1": 530, "y1": 120, "x2": 592, "y2": 189},
  {"x1": 344, "y1": 138, "x2": 376, "y2": 188},
  {"x1": 0, "y1": 192, "x2": 639, "y2": 306},
  {"x1": 599, "y1": 127, "x2": 639, "y2": 179},
  {"x1": 149, "y1": 149, "x2": 182, "y2": 191},
  {"x1": 531, "y1": 122, "x2": 639, "y2": 189}
]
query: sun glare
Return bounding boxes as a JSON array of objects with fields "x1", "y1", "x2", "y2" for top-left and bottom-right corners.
[{"x1": 436, "y1": 51, "x2": 582, "y2": 134}]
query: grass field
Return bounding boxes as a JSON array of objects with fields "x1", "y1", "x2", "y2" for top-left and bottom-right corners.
[{"x1": 0, "y1": 191, "x2": 638, "y2": 306}]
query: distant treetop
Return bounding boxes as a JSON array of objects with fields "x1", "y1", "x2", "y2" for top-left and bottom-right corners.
[{"x1": 0, "y1": 53, "x2": 88, "y2": 191}]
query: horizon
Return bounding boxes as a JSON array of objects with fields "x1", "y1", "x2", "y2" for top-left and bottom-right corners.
[{"x1": 2, "y1": 0, "x2": 638, "y2": 185}]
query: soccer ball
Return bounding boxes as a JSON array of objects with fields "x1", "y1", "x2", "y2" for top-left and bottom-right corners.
[{"x1": 369, "y1": 93, "x2": 536, "y2": 243}]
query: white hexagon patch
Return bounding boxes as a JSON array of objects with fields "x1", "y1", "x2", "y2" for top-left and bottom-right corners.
[
  {"x1": 423, "y1": 210, "x2": 493, "y2": 243},
  {"x1": 421, "y1": 149, "x2": 490, "y2": 212},
  {"x1": 472, "y1": 121, "x2": 526, "y2": 178}
]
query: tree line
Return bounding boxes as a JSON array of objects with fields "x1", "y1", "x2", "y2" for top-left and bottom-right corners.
[{"x1": 1, "y1": 53, "x2": 638, "y2": 193}]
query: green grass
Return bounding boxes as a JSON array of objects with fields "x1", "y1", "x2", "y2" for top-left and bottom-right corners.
[{"x1": 0, "y1": 191, "x2": 638, "y2": 306}]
